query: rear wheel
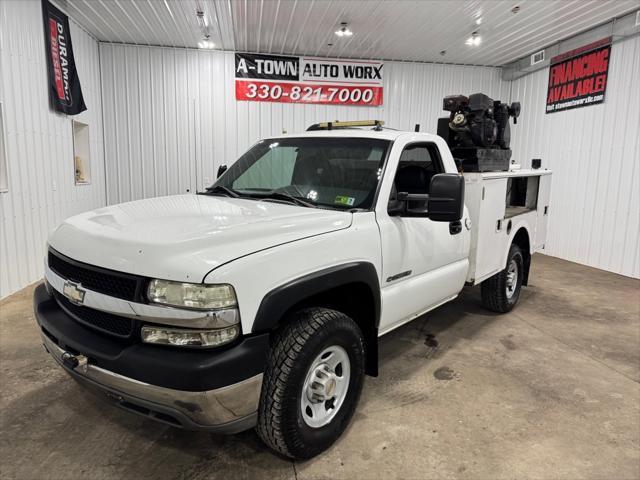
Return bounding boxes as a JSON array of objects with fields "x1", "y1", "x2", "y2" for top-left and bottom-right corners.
[
  {"x1": 256, "y1": 307, "x2": 365, "y2": 459},
  {"x1": 481, "y1": 244, "x2": 524, "y2": 313}
]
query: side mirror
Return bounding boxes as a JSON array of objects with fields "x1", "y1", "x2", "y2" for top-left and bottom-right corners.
[
  {"x1": 388, "y1": 192, "x2": 430, "y2": 217},
  {"x1": 427, "y1": 174, "x2": 464, "y2": 222},
  {"x1": 217, "y1": 164, "x2": 228, "y2": 179}
]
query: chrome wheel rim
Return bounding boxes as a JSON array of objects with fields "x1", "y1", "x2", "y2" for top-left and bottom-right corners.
[
  {"x1": 300, "y1": 345, "x2": 350, "y2": 428},
  {"x1": 506, "y1": 259, "x2": 518, "y2": 299}
]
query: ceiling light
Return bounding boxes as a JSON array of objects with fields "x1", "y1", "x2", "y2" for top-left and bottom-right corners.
[
  {"x1": 195, "y1": 6, "x2": 213, "y2": 47},
  {"x1": 465, "y1": 32, "x2": 481, "y2": 46},
  {"x1": 198, "y1": 36, "x2": 215, "y2": 49},
  {"x1": 196, "y1": 9, "x2": 209, "y2": 28},
  {"x1": 335, "y1": 22, "x2": 353, "y2": 37}
]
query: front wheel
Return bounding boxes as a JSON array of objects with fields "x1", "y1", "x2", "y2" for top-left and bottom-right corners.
[
  {"x1": 256, "y1": 307, "x2": 365, "y2": 459},
  {"x1": 481, "y1": 243, "x2": 524, "y2": 313}
]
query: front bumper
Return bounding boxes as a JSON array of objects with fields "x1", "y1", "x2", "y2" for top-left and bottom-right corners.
[{"x1": 34, "y1": 284, "x2": 267, "y2": 433}]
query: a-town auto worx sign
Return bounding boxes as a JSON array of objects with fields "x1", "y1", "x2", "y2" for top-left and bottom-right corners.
[
  {"x1": 546, "y1": 37, "x2": 611, "y2": 114},
  {"x1": 235, "y1": 53, "x2": 383, "y2": 106}
]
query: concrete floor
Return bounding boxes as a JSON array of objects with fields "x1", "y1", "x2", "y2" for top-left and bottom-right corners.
[{"x1": 1, "y1": 254, "x2": 639, "y2": 479}]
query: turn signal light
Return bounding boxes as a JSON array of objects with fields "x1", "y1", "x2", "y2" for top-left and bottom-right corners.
[{"x1": 141, "y1": 325, "x2": 239, "y2": 348}]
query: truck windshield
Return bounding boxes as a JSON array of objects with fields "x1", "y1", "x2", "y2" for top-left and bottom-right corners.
[{"x1": 212, "y1": 137, "x2": 390, "y2": 210}]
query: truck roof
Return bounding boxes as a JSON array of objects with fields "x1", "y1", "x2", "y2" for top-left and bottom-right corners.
[{"x1": 270, "y1": 128, "x2": 441, "y2": 142}]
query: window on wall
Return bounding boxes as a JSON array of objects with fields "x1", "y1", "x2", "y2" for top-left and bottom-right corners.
[
  {"x1": 0, "y1": 103, "x2": 8, "y2": 193},
  {"x1": 72, "y1": 120, "x2": 91, "y2": 185}
]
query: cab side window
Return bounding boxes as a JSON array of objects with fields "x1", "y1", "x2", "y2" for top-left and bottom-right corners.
[{"x1": 392, "y1": 143, "x2": 443, "y2": 198}]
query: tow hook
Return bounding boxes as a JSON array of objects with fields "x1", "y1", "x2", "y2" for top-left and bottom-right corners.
[{"x1": 61, "y1": 352, "x2": 88, "y2": 372}]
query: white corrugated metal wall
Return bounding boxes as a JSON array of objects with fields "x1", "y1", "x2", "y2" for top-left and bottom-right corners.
[
  {"x1": 509, "y1": 35, "x2": 639, "y2": 278},
  {"x1": 0, "y1": 1, "x2": 106, "y2": 298},
  {"x1": 1, "y1": 5, "x2": 638, "y2": 300},
  {"x1": 98, "y1": 44, "x2": 508, "y2": 203}
]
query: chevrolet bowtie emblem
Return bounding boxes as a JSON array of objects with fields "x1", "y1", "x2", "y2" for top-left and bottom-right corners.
[{"x1": 63, "y1": 281, "x2": 86, "y2": 305}]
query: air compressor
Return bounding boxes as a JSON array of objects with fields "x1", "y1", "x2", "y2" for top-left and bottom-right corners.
[{"x1": 437, "y1": 93, "x2": 521, "y2": 172}]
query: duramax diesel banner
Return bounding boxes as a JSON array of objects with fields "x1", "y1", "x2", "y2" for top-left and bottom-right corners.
[
  {"x1": 41, "y1": 0, "x2": 86, "y2": 115},
  {"x1": 546, "y1": 37, "x2": 611, "y2": 114},
  {"x1": 235, "y1": 53, "x2": 383, "y2": 106}
]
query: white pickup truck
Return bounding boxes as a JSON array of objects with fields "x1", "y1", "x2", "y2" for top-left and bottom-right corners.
[{"x1": 34, "y1": 121, "x2": 551, "y2": 459}]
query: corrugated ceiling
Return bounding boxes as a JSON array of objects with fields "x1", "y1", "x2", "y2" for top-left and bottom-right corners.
[{"x1": 60, "y1": 0, "x2": 639, "y2": 66}]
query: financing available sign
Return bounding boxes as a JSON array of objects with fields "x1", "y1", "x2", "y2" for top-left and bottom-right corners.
[
  {"x1": 235, "y1": 53, "x2": 383, "y2": 106},
  {"x1": 41, "y1": 0, "x2": 86, "y2": 115},
  {"x1": 546, "y1": 38, "x2": 611, "y2": 114}
]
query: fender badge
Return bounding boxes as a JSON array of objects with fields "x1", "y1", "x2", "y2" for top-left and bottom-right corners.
[
  {"x1": 464, "y1": 218, "x2": 472, "y2": 230},
  {"x1": 63, "y1": 281, "x2": 86, "y2": 305}
]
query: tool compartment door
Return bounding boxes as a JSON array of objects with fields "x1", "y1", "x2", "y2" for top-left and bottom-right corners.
[{"x1": 472, "y1": 177, "x2": 510, "y2": 283}]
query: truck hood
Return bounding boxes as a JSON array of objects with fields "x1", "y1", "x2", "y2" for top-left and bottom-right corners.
[{"x1": 48, "y1": 194, "x2": 352, "y2": 282}]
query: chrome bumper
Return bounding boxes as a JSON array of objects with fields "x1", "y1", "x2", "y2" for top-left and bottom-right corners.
[{"x1": 41, "y1": 332, "x2": 262, "y2": 434}]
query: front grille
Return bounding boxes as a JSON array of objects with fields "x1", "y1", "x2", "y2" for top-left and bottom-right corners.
[
  {"x1": 48, "y1": 249, "x2": 142, "y2": 301},
  {"x1": 54, "y1": 291, "x2": 135, "y2": 338}
]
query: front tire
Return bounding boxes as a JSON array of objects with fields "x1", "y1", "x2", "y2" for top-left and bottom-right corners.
[
  {"x1": 256, "y1": 307, "x2": 365, "y2": 459},
  {"x1": 481, "y1": 243, "x2": 524, "y2": 313}
]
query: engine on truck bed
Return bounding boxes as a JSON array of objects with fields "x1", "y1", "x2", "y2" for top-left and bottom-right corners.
[{"x1": 437, "y1": 93, "x2": 521, "y2": 172}]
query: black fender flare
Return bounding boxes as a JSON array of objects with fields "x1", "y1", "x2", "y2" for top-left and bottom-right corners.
[
  {"x1": 251, "y1": 262, "x2": 381, "y2": 375},
  {"x1": 252, "y1": 262, "x2": 380, "y2": 332}
]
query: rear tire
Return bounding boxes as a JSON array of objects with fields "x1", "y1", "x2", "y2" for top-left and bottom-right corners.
[
  {"x1": 256, "y1": 307, "x2": 365, "y2": 459},
  {"x1": 481, "y1": 244, "x2": 524, "y2": 313}
]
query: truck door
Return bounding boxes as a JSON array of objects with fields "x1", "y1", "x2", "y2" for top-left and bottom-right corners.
[{"x1": 376, "y1": 139, "x2": 469, "y2": 334}]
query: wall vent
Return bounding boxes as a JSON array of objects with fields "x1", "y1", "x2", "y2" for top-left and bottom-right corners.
[{"x1": 530, "y1": 50, "x2": 545, "y2": 66}]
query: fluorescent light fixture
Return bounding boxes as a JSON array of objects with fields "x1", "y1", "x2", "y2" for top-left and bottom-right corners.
[{"x1": 198, "y1": 37, "x2": 215, "y2": 49}]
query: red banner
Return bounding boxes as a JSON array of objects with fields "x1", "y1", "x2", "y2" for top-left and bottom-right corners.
[
  {"x1": 546, "y1": 38, "x2": 611, "y2": 114},
  {"x1": 235, "y1": 80, "x2": 383, "y2": 106}
]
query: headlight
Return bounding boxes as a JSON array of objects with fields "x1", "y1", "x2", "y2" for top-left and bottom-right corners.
[
  {"x1": 141, "y1": 325, "x2": 239, "y2": 348},
  {"x1": 147, "y1": 279, "x2": 237, "y2": 310}
]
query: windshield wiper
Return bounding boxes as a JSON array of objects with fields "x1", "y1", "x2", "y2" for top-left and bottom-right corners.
[
  {"x1": 203, "y1": 186, "x2": 315, "y2": 208},
  {"x1": 257, "y1": 191, "x2": 317, "y2": 208},
  {"x1": 203, "y1": 185, "x2": 239, "y2": 198}
]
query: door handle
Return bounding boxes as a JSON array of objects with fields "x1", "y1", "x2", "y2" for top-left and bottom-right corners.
[{"x1": 449, "y1": 221, "x2": 462, "y2": 235}]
